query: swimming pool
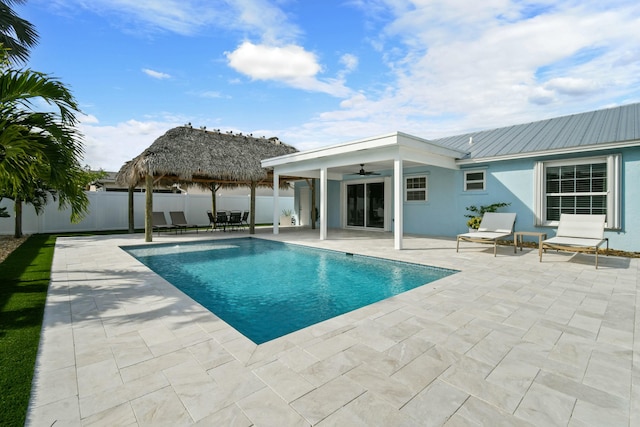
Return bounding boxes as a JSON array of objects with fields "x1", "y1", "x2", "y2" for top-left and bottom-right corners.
[{"x1": 124, "y1": 238, "x2": 456, "y2": 344}]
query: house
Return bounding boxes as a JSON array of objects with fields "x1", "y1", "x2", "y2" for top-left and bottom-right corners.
[{"x1": 262, "y1": 103, "x2": 640, "y2": 252}]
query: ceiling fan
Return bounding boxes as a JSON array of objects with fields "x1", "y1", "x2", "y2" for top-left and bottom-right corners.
[{"x1": 351, "y1": 164, "x2": 380, "y2": 176}]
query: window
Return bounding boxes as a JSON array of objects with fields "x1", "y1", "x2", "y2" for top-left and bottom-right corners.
[
  {"x1": 535, "y1": 154, "x2": 620, "y2": 228},
  {"x1": 464, "y1": 170, "x2": 485, "y2": 191},
  {"x1": 405, "y1": 176, "x2": 427, "y2": 201}
]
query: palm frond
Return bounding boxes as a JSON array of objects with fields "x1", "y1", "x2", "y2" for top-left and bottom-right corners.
[{"x1": 0, "y1": 0, "x2": 39, "y2": 65}]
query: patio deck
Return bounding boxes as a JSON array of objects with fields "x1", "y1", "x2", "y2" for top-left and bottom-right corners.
[{"x1": 27, "y1": 228, "x2": 639, "y2": 426}]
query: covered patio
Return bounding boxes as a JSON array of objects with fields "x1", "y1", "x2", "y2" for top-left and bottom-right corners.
[
  {"x1": 27, "y1": 228, "x2": 639, "y2": 425},
  {"x1": 262, "y1": 132, "x2": 467, "y2": 249}
]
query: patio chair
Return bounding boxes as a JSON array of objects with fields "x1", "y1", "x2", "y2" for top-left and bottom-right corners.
[
  {"x1": 540, "y1": 214, "x2": 608, "y2": 268},
  {"x1": 206, "y1": 211, "x2": 216, "y2": 232},
  {"x1": 215, "y1": 211, "x2": 228, "y2": 231},
  {"x1": 241, "y1": 211, "x2": 249, "y2": 229},
  {"x1": 170, "y1": 211, "x2": 199, "y2": 234},
  {"x1": 152, "y1": 212, "x2": 178, "y2": 235},
  {"x1": 228, "y1": 211, "x2": 243, "y2": 231},
  {"x1": 456, "y1": 212, "x2": 517, "y2": 256}
]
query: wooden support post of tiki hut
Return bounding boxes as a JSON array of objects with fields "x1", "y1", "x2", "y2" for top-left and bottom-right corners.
[
  {"x1": 250, "y1": 181, "x2": 256, "y2": 234},
  {"x1": 145, "y1": 174, "x2": 153, "y2": 242},
  {"x1": 128, "y1": 186, "x2": 135, "y2": 233}
]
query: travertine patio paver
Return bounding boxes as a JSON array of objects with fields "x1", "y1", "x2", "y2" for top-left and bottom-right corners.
[{"x1": 25, "y1": 228, "x2": 639, "y2": 426}]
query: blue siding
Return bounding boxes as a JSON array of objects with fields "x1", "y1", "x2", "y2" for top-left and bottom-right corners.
[
  {"x1": 293, "y1": 179, "x2": 343, "y2": 228},
  {"x1": 403, "y1": 167, "x2": 459, "y2": 236},
  {"x1": 403, "y1": 149, "x2": 640, "y2": 252},
  {"x1": 327, "y1": 180, "x2": 342, "y2": 228},
  {"x1": 295, "y1": 146, "x2": 640, "y2": 251}
]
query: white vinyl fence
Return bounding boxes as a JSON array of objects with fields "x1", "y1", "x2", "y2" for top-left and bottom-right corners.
[{"x1": 0, "y1": 192, "x2": 293, "y2": 235}]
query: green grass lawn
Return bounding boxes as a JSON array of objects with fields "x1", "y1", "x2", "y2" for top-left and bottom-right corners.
[{"x1": 0, "y1": 234, "x2": 56, "y2": 427}]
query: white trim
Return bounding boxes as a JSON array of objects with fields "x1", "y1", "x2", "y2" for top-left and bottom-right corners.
[
  {"x1": 339, "y1": 182, "x2": 345, "y2": 228},
  {"x1": 457, "y1": 140, "x2": 640, "y2": 165},
  {"x1": 273, "y1": 172, "x2": 279, "y2": 234},
  {"x1": 609, "y1": 153, "x2": 622, "y2": 229},
  {"x1": 405, "y1": 175, "x2": 428, "y2": 202},
  {"x1": 342, "y1": 177, "x2": 387, "y2": 231},
  {"x1": 262, "y1": 131, "x2": 467, "y2": 168},
  {"x1": 394, "y1": 158, "x2": 403, "y2": 250},
  {"x1": 534, "y1": 154, "x2": 621, "y2": 229},
  {"x1": 543, "y1": 156, "x2": 607, "y2": 167},
  {"x1": 533, "y1": 162, "x2": 544, "y2": 226},
  {"x1": 320, "y1": 167, "x2": 327, "y2": 240}
]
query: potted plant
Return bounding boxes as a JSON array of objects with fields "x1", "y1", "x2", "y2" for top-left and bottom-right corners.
[
  {"x1": 280, "y1": 208, "x2": 293, "y2": 226},
  {"x1": 464, "y1": 202, "x2": 510, "y2": 232}
]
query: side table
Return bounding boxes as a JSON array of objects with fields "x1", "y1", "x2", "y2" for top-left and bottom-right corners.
[{"x1": 513, "y1": 231, "x2": 547, "y2": 257}]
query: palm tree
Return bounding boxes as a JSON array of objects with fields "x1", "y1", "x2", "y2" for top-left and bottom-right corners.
[
  {"x1": 0, "y1": 50, "x2": 90, "y2": 237},
  {"x1": 0, "y1": 0, "x2": 39, "y2": 65}
]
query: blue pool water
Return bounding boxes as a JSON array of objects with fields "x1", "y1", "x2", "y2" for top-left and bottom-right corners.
[{"x1": 124, "y1": 238, "x2": 456, "y2": 344}]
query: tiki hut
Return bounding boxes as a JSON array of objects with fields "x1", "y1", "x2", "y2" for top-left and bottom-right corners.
[{"x1": 116, "y1": 126, "x2": 298, "y2": 241}]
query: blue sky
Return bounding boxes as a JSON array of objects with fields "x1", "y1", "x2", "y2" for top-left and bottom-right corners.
[{"x1": 18, "y1": 0, "x2": 640, "y2": 171}]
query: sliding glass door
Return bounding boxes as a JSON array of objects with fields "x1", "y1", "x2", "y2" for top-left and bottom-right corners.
[
  {"x1": 366, "y1": 182, "x2": 384, "y2": 228},
  {"x1": 347, "y1": 184, "x2": 365, "y2": 226},
  {"x1": 346, "y1": 181, "x2": 384, "y2": 229}
]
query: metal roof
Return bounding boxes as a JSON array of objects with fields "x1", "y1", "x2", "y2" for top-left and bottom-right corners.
[{"x1": 431, "y1": 103, "x2": 640, "y2": 161}]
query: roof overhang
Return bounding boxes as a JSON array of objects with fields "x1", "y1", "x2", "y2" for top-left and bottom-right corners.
[
  {"x1": 456, "y1": 139, "x2": 640, "y2": 166},
  {"x1": 262, "y1": 132, "x2": 467, "y2": 179}
]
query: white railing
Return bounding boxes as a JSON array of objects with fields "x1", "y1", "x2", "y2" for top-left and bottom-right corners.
[{"x1": 0, "y1": 192, "x2": 293, "y2": 234}]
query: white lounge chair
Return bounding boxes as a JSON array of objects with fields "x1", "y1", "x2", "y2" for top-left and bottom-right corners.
[
  {"x1": 540, "y1": 214, "x2": 608, "y2": 268},
  {"x1": 456, "y1": 212, "x2": 517, "y2": 256}
]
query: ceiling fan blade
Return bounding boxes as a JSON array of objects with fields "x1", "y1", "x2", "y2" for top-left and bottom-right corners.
[{"x1": 349, "y1": 163, "x2": 379, "y2": 176}]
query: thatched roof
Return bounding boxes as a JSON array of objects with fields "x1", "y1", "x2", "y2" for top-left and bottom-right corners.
[{"x1": 115, "y1": 126, "x2": 298, "y2": 187}]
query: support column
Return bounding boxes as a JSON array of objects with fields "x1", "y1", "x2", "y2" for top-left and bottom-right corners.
[
  {"x1": 249, "y1": 181, "x2": 256, "y2": 234},
  {"x1": 320, "y1": 167, "x2": 327, "y2": 240},
  {"x1": 128, "y1": 186, "x2": 134, "y2": 233},
  {"x1": 273, "y1": 172, "x2": 280, "y2": 235},
  {"x1": 394, "y1": 158, "x2": 403, "y2": 250},
  {"x1": 145, "y1": 174, "x2": 153, "y2": 242}
]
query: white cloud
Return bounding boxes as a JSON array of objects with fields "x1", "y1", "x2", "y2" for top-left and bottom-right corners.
[
  {"x1": 545, "y1": 77, "x2": 599, "y2": 96},
  {"x1": 52, "y1": 0, "x2": 352, "y2": 98},
  {"x1": 229, "y1": 0, "x2": 301, "y2": 44},
  {"x1": 226, "y1": 42, "x2": 321, "y2": 80},
  {"x1": 226, "y1": 41, "x2": 352, "y2": 97},
  {"x1": 197, "y1": 91, "x2": 224, "y2": 99},
  {"x1": 78, "y1": 116, "x2": 182, "y2": 171},
  {"x1": 527, "y1": 87, "x2": 556, "y2": 105},
  {"x1": 337, "y1": 54, "x2": 359, "y2": 80},
  {"x1": 50, "y1": 0, "x2": 640, "y2": 159},
  {"x1": 297, "y1": 0, "x2": 640, "y2": 141},
  {"x1": 142, "y1": 68, "x2": 171, "y2": 79},
  {"x1": 78, "y1": 113, "x2": 100, "y2": 124},
  {"x1": 340, "y1": 54, "x2": 359, "y2": 73},
  {"x1": 50, "y1": 0, "x2": 300, "y2": 40}
]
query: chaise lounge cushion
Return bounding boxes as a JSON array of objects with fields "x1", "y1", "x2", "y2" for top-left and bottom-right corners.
[
  {"x1": 456, "y1": 212, "x2": 517, "y2": 256},
  {"x1": 541, "y1": 214, "x2": 608, "y2": 268}
]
